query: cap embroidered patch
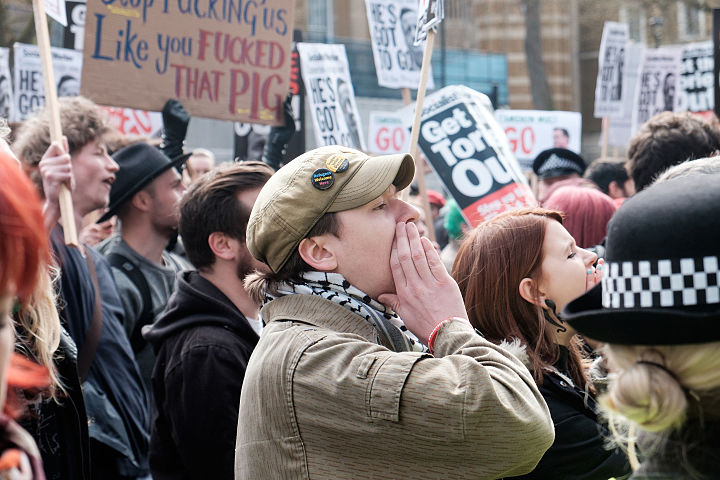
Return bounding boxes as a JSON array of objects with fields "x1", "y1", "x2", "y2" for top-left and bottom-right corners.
[
  {"x1": 311, "y1": 168, "x2": 335, "y2": 190},
  {"x1": 326, "y1": 154, "x2": 349, "y2": 173}
]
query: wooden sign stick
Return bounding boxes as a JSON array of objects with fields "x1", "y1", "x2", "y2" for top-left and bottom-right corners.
[
  {"x1": 403, "y1": 30, "x2": 436, "y2": 242},
  {"x1": 32, "y1": 0, "x2": 78, "y2": 246},
  {"x1": 600, "y1": 116, "x2": 610, "y2": 160}
]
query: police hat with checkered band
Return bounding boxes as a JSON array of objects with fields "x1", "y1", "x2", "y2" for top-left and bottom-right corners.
[
  {"x1": 563, "y1": 173, "x2": 720, "y2": 345},
  {"x1": 532, "y1": 148, "x2": 586, "y2": 179}
]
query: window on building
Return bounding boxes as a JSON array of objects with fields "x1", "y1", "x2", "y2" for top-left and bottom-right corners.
[
  {"x1": 307, "y1": 0, "x2": 334, "y2": 42},
  {"x1": 677, "y1": 2, "x2": 705, "y2": 40},
  {"x1": 619, "y1": 4, "x2": 647, "y2": 44}
]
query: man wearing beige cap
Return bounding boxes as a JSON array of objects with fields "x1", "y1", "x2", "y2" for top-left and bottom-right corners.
[{"x1": 236, "y1": 146, "x2": 554, "y2": 479}]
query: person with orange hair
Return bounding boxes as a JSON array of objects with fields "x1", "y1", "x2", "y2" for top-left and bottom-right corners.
[
  {"x1": 452, "y1": 208, "x2": 631, "y2": 479},
  {"x1": 0, "y1": 145, "x2": 52, "y2": 479}
]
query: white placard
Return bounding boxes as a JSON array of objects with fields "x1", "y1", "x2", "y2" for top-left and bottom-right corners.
[
  {"x1": 494, "y1": 109, "x2": 582, "y2": 171},
  {"x1": 608, "y1": 43, "x2": 645, "y2": 148},
  {"x1": 12, "y1": 42, "x2": 83, "y2": 122},
  {"x1": 594, "y1": 22, "x2": 629, "y2": 118},
  {"x1": 675, "y1": 41, "x2": 714, "y2": 115},
  {"x1": 45, "y1": 0, "x2": 68, "y2": 27},
  {"x1": 364, "y1": 0, "x2": 434, "y2": 89},
  {"x1": 631, "y1": 47, "x2": 682, "y2": 133},
  {"x1": 0, "y1": 48, "x2": 14, "y2": 121},
  {"x1": 297, "y1": 43, "x2": 366, "y2": 150},
  {"x1": 368, "y1": 111, "x2": 410, "y2": 155}
]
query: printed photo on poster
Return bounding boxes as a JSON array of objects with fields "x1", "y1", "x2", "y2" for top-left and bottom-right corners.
[
  {"x1": 594, "y1": 22, "x2": 629, "y2": 118},
  {"x1": 675, "y1": 41, "x2": 714, "y2": 116},
  {"x1": 297, "y1": 43, "x2": 366, "y2": 150},
  {"x1": 0, "y1": 48, "x2": 14, "y2": 121},
  {"x1": 631, "y1": 47, "x2": 682, "y2": 133}
]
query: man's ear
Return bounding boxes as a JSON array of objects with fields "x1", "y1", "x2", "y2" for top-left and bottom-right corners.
[
  {"x1": 607, "y1": 180, "x2": 625, "y2": 199},
  {"x1": 130, "y1": 190, "x2": 152, "y2": 212},
  {"x1": 208, "y1": 232, "x2": 236, "y2": 261},
  {"x1": 518, "y1": 277, "x2": 546, "y2": 308},
  {"x1": 298, "y1": 236, "x2": 338, "y2": 272}
]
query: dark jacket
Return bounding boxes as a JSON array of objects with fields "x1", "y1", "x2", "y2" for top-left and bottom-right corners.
[
  {"x1": 514, "y1": 347, "x2": 631, "y2": 480},
  {"x1": 144, "y1": 270, "x2": 259, "y2": 480}
]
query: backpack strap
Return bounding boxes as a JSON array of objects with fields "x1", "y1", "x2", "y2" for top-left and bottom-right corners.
[{"x1": 106, "y1": 252, "x2": 154, "y2": 353}]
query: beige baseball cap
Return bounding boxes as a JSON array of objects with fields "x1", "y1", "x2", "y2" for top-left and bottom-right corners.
[{"x1": 246, "y1": 145, "x2": 415, "y2": 273}]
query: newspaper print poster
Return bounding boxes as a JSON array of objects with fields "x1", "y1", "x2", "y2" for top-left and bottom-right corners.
[
  {"x1": 675, "y1": 41, "x2": 714, "y2": 117},
  {"x1": 12, "y1": 43, "x2": 83, "y2": 122},
  {"x1": 364, "y1": 0, "x2": 434, "y2": 89},
  {"x1": 631, "y1": 47, "x2": 682, "y2": 133},
  {"x1": 297, "y1": 43, "x2": 366, "y2": 150},
  {"x1": 608, "y1": 43, "x2": 645, "y2": 147},
  {"x1": 0, "y1": 48, "x2": 14, "y2": 121},
  {"x1": 594, "y1": 22, "x2": 629, "y2": 118}
]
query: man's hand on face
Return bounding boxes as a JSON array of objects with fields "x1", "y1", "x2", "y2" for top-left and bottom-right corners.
[
  {"x1": 38, "y1": 137, "x2": 73, "y2": 228},
  {"x1": 378, "y1": 222, "x2": 469, "y2": 345}
]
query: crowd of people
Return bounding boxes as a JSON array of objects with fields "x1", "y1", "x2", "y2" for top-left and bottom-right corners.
[{"x1": 0, "y1": 94, "x2": 718, "y2": 480}]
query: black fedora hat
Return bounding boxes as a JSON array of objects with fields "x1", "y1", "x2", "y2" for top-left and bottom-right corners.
[
  {"x1": 532, "y1": 148, "x2": 586, "y2": 179},
  {"x1": 98, "y1": 143, "x2": 190, "y2": 223},
  {"x1": 563, "y1": 173, "x2": 720, "y2": 345}
]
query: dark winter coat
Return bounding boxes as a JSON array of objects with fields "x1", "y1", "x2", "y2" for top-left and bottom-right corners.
[{"x1": 143, "y1": 270, "x2": 259, "y2": 480}]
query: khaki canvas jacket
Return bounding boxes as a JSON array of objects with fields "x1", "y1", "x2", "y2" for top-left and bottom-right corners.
[{"x1": 235, "y1": 294, "x2": 554, "y2": 479}]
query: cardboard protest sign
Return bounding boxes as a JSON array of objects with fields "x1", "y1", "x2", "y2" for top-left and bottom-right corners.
[
  {"x1": 0, "y1": 48, "x2": 14, "y2": 121},
  {"x1": 63, "y1": 0, "x2": 86, "y2": 51},
  {"x1": 631, "y1": 47, "x2": 682, "y2": 133},
  {"x1": 594, "y1": 22, "x2": 629, "y2": 118},
  {"x1": 45, "y1": 0, "x2": 68, "y2": 27},
  {"x1": 81, "y1": 0, "x2": 294, "y2": 124},
  {"x1": 607, "y1": 43, "x2": 644, "y2": 148},
  {"x1": 364, "y1": 0, "x2": 434, "y2": 89},
  {"x1": 402, "y1": 85, "x2": 534, "y2": 227},
  {"x1": 368, "y1": 111, "x2": 410, "y2": 155},
  {"x1": 494, "y1": 109, "x2": 582, "y2": 171},
  {"x1": 413, "y1": 0, "x2": 444, "y2": 45},
  {"x1": 675, "y1": 41, "x2": 714, "y2": 117},
  {"x1": 12, "y1": 43, "x2": 83, "y2": 122},
  {"x1": 297, "y1": 43, "x2": 366, "y2": 150}
]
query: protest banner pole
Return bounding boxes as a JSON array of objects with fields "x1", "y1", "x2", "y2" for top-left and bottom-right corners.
[
  {"x1": 401, "y1": 88, "x2": 412, "y2": 106},
  {"x1": 32, "y1": 0, "x2": 78, "y2": 246},
  {"x1": 600, "y1": 116, "x2": 610, "y2": 160},
  {"x1": 403, "y1": 30, "x2": 436, "y2": 241}
]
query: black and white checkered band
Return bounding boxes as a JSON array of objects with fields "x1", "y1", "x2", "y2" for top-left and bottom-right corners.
[
  {"x1": 602, "y1": 256, "x2": 720, "y2": 309},
  {"x1": 538, "y1": 154, "x2": 583, "y2": 175}
]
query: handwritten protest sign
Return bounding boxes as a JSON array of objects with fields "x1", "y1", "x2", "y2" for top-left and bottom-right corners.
[
  {"x1": 607, "y1": 43, "x2": 644, "y2": 148},
  {"x1": 297, "y1": 43, "x2": 366, "y2": 150},
  {"x1": 45, "y1": 0, "x2": 68, "y2": 26},
  {"x1": 494, "y1": 109, "x2": 582, "y2": 170},
  {"x1": 99, "y1": 106, "x2": 163, "y2": 137},
  {"x1": 0, "y1": 48, "x2": 14, "y2": 121},
  {"x1": 364, "y1": 0, "x2": 434, "y2": 89},
  {"x1": 81, "y1": 0, "x2": 294, "y2": 124},
  {"x1": 12, "y1": 43, "x2": 83, "y2": 122},
  {"x1": 402, "y1": 85, "x2": 534, "y2": 227},
  {"x1": 631, "y1": 47, "x2": 682, "y2": 133},
  {"x1": 675, "y1": 41, "x2": 714, "y2": 117},
  {"x1": 368, "y1": 111, "x2": 410, "y2": 155},
  {"x1": 594, "y1": 22, "x2": 629, "y2": 118}
]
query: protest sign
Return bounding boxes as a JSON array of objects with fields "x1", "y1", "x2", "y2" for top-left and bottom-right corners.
[
  {"x1": 81, "y1": 0, "x2": 294, "y2": 124},
  {"x1": 631, "y1": 47, "x2": 682, "y2": 133},
  {"x1": 413, "y1": 0, "x2": 444, "y2": 45},
  {"x1": 675, "y1": 41, "x2": 714, "y2": 117},
  {"x1": 368, "y1": 111, "x2": 410, "y2": 155},
  {"x1": 364, "y1": 0, "x2": 434, "y2": 89},
  {"x1": 402, "y1": 85, "x2": 534, "y2": 227},
  {"x1": 714, "y1": 9, "x2": 720, "y2": 120},
  {"x1": 594, "y1": 22, "x2": 629, "y2": 118},
  {"x1": 297, "y1": 43, "x2": 366, "y2": 150},
  {"x1": 63, "y1": 0, "x2": 86, "y2": 51},
  {"x1": 12, "y1": 43, "x2": 83, "y2": 122},
  {"x1": 0, "y1": 48, "x2": 14, "y2": 121},
  {"x1": 607, "y1": 43, "x2": 644, "y2": 148},
  {"x1": 45, "y1": 0, "x2": 67, "y2": 26},
  {"x1": 100, "y1": 106, "x2": 163, "y2": 137},
  {"x1": 494, "y1": 109, "x2": 581, "y2": 170}
]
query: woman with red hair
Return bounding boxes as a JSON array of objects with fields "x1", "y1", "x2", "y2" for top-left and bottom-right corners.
[
  {"x1": 452, "y1": 208, "x2": 630, "y2": 479},
  {"x1": 544, "y1": 185, "x2": 617, "y2": 249},
  {"x1": 0, "y1": 147, "x2": 51, "y2": 479}
]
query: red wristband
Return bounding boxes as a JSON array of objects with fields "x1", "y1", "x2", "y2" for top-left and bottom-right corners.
[{"x1": 428, "y1": 319, "x2": 451, "y2": 354}]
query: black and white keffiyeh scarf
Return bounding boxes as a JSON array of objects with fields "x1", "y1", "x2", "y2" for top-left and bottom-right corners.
[{"x1": 263, "y1": 271, "x2": 426, "y2": 352}]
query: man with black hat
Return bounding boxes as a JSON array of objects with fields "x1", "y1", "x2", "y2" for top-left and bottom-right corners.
[
  {"x1": 532, "y1": 147, "x2": 586, "y2": 203},
  {"x1": 235, "y1": 145, "x2": 554, "y2": 479},
  {"x1": 98, "y1": 142, "x2": 190, "y2": 389}
]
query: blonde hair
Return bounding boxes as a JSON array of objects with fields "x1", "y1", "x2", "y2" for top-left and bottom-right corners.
[{"x1": 14, "y1": 265, "x2": 65, "y2": 399}]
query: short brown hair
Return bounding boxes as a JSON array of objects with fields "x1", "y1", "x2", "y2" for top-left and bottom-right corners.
[
  {"x1": 452, "y1": 207, "x2": 587, "y2": 389},
  {"x1": 627, "y1": 111, "x2": 720, "y2": 191},
  {"x1": 180, "y1": 161, "x2": 273, "y2": 270},
  {"x1": 12, "y1": 96, "x2": 111, "y2": 194}
]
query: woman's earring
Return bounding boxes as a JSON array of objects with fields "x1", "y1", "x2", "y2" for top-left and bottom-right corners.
[{"x1": 543, "y1": 299, "x2": 567, "y2": 333}]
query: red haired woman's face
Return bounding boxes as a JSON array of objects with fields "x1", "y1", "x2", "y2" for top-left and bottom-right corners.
[{"x1": 536, "y1": 220, "x2": 597, "y2": 312}]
